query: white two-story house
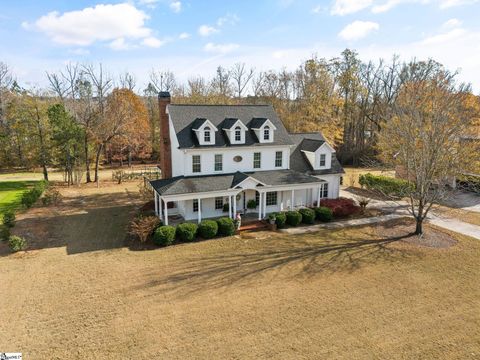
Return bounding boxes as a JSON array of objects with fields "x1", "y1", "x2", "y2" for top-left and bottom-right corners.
[{"x1": 151, "y1": 92, "x2": 344, "y2": 224}]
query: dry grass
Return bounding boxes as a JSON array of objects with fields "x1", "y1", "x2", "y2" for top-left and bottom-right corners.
[
  {"x1": 0, "y1": 183, "x2": 479, "y2": 359},
  {"x1": 434, "y1": 204, "x2": 480, "y2": 226},
  {"x1": 343, "y1": 167, "x2": 395, "y2": 187}
]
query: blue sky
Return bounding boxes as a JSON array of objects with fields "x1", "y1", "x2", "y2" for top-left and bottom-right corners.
[{"x1": 1, "y1": 0, "x2": 480, "y2": 91}]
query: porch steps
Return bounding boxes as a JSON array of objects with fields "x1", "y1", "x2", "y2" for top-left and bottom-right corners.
[{"x1": 239, "y1": 220, "x2": 270, "y2": 232}]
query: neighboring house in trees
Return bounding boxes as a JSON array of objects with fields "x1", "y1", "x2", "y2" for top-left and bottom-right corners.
[{"x1": 151, "y1": 92, "x2": 344, "y2": 224}]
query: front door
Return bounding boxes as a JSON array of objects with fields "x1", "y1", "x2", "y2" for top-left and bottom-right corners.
[{"x1": 236, "y1": 192, "x2": 244, "y2": 214}]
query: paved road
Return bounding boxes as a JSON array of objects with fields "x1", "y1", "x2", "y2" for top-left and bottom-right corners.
[{"x1": 340, "y1": 189, "x2": 480, "y2": 240}]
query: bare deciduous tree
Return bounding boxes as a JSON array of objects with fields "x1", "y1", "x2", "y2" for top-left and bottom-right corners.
[
  {"x1": 379, "y1": 67, "x2": 477, "y2": 235},
  {"x1": 231, "y1": 62, "x2": 254, "y2": 98}
]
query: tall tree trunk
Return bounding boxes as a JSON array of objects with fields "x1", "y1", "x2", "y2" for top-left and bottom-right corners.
[
  {"x1": 128, "y1": 147, "x2": 132, "y2": 167},
  {"x1": 84, "y1": 134, "x2": 91, "y2": 183},
  {"x1": 94, "y1": 142, "x2": 104, "y2": 183},
  {"x1": 35, "y1": 105, "x2": 49, "y2": 181},
  {"x1": 414, "y1": 218, "x2": 423, "y2": 235}
]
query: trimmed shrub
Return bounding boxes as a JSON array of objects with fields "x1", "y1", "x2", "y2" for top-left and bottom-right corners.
[
  {"x1": 176, "y1": 223, "x2": 198, "y2": 242},
  {"x1": 315, "y1": 207, "x2": 333, "y2": 222},
  {"x1": 153, "y1": 225, "x2": 176, "y2": 246},
  {"x1": 8, "y1": 235, "x2": 27, "y2": 252},
  {"x1": 359, "y1": 173, "x2": 411, "y2": 197},
  {"x1": 320, "y1": 198, "x2": 360, "y2": 217},
  {"x1": 0, "y1": 225, "x2": 11, "y2": 242},
  {"x1": 21, "y1": 180, "x2": 48, "y2": 208},
  {"x1": 286, "y1": 211, "x2": 302, "y2": 227},
  {"x1": 299, "y1": 208, "x2": 315, "y2": 224},
  {"x1": 2, "y1": 210, "x2": 16, "y2": 228},
  {"x1": 216, "y1": 217, "x2": 235, "y2": 236},
  {"x1": 198, "y1": 220, "x2": 218, "y2": 239},
  {"x1": 274, "y1": 212, "x2": 287, "y2": 228}
]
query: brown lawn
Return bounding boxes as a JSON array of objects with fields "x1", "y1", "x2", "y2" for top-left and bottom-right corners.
[{"x1": 0, "y1": 181, "x2": 479, "y2": 359}]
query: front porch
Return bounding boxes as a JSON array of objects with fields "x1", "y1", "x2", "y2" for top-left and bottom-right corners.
[{"x1": 153, "y1": 183, "x2": 329, "y2": 226}]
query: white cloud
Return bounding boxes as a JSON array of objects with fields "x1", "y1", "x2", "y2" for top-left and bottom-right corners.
[
  {"x1": 25, "y1": 3, "x2": 151, "y2": 46},
  {"x1": 142, "y1": 36, "x2": 165, "y2": 48},
  {"x1": 204, "y1": 42, "x2": 239, "y2": 54},
  {"x1": 216, "y1": 13, "x2": 239, "y2": 26},
  {"x1": 109, "y1": 38, "x2": 130, "y2": 51},
  {"x1": 311, "y1": 5, "x2": 325, "y2": 13},
  {"x1": 170, "y1": 1, "x2": 182, "y2": 13},
  {"x1": 420, "y1": 28, "x2": 466, "y2": 45},
  {"x1": 371, "y1": 0, "x2": 407, "y2": 13},
  {"x1": 69, "y1": 48, "x2": 90, "y2": 56},
  {"x1": 439, "y1": 0, "x2": 479, "y2": 8},
  {"x1": 338, "y1": 21, "x2": 379, "y2": 40},
  {"x1": 179, "y1": 32, "x2": 190, "y2": 39},
  {"x1": 442, "y1": 18, "x2": 462, "y2": 29},
  {"x1": 331, "y1": 0, "x2": 373, "y2": 15},
  {"x1": 198, "y1": 24, "x2": 218, "y2": 37}
]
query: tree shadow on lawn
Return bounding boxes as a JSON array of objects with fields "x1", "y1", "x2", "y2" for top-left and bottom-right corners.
[
  {"x1": 133, "y1": 220, "x2": 422, "y2": 297},
  {"x1": 0, "y1": 191, "x2": 139, "y2": 256}
]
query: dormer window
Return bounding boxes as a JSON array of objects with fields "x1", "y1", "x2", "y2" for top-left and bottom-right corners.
[
  {"x1": 204, "y1": 127, "x2": 211, "y2": 142},
  {"x1": 234, "y1": 127, "x2": 242, "y2": 142},
  {"x1": 192, "y1": 119, "x2": 217, "y2": 146},
  {"x1": 263, "y1": 126, "x2": 270, "y2": 141},
  {"x1": 223, "y1": 119, "x2": 248, "y2": 144},
  {"x1": 251, "y1": 118, "x2": 276, "y2": 143}
]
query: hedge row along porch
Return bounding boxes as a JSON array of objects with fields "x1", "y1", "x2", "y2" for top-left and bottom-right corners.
[{"x1": 151, "y1": 92, "x2": 344, "y2": 225}]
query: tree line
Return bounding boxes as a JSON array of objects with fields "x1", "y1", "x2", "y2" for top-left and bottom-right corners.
[{"x1": 0, "y1": 48, "x2": 478, "y2": 184}]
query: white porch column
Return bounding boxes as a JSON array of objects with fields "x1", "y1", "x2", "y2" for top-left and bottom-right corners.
[
  {"x1": 262, "y1": 192, "x2": 267, "y2": 217},
  {"x1": 154, "y1": 192, "x2": 158, "y2": 215},
  {"x1": 159, "y1": 197, "x2": 163, "y2": 221},
  {"x1": 233, "y1": 194, "x2": 237, "y2": 217},
  {"x1": 228, "y1": 195, "x2": 232, "y2": 219},
  {"x1": 164, "y1": 200, "x2": 168, "y2": 226},
  {"x1": 317, "y1": 186, "x2": 321, "y2": 207},
  {"x1": 291, "y1": 189, "x2": 295, "y2": 209},
  {"x1": 258, "y1": 191, "x2": 262, "y2": 220},
  {"x1": 197, "y1": 198, "x2": 202, "y2": 224}
]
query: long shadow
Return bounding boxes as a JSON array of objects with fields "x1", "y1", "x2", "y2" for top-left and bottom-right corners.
[
  {"x1": 0, "y1": 191, "x2": 139, "y2": 256},
  {"x1": 131, "y1": 223, "x2": 420, "y2": 298}
]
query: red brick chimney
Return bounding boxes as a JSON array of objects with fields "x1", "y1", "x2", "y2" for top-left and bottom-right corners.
[{"x1": 158, "y1": 92, "x2": 172, "y2": 179}]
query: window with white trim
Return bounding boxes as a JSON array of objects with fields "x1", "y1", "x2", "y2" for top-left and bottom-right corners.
[
  {"x1": 263, "y1": 126, "x2": 270, "y2": 141},
  {"x1": 193, "y1": 199, "x2": 199, "y2": 212},
  {"x1": 253, "y1": 152, "x2": 261, "y2": 169},
  {"x1": 214, "y1": 154, "x2": 223, "y2": 171},
  {"x1": 255, "y1": 191, "x2": 260, "y2": 207},
  {"x1": 275, "y1": 151, "x2": 282, "y2": 167},
  {"x1": 322, "y1": 183, "x2": 329, "y2": 198},
  {"x1": 234, "y1": 126, "x2": 241, "y2": 142},
  {"x1": 204, "y1": 127, "x2": 211, "y2": 142},
  {"x1": 266, "y1": 191, "x2": 277, "y2": 206},
  {"x1": 319, "y1": 154, "x2": 326, "y2": 167},
  {"x1": 192, "y1": 155, "x2": 201, "y2": 173},
  {"x1": 215, "y1": 197, "x2": 223, "y2": 210}
]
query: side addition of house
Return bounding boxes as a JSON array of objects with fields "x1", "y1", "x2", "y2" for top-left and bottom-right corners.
[{"x1": 150, "y1": 92, "x2": 344, "y2": 225}]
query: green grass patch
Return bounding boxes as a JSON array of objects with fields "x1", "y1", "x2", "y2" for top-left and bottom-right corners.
[{"x1": 0, "y1": 180, "x2": 39, "y2": 219}]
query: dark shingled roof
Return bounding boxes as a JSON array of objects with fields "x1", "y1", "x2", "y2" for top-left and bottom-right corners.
[
  {"x1": 289, "y1": 132, "x2": 345, "y2": 175},
  {"x1": 150, "y1": 170, "x2": 324, "y2": 196},
  {"x1": 249, "y1": 117, "x2": 269, "y2": 129},
  {"x1": 221, "y1": 118, "x2": 241, "y2": 129},
  {"x1": 191, "y1": 118, "x2": 209, "y2": 130},
  {"x1": 168, "y1": 104, "x2": 293, "y2": 149}
]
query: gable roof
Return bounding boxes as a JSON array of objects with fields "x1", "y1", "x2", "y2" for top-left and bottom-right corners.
[
  {"x1": 168, "y1": 104, "x2": 293, "y2": 149},
  {"x1": 289, "y1": 132, "x2": 345, "y2": 175}
]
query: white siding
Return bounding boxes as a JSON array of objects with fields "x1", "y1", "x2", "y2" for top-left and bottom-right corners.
[
  {"x1": 181, "y1": 146, "x2": 290, "y2": 176},
  {"x1": 316, "y1": 174, "x2": 342, "y2": 198}
]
